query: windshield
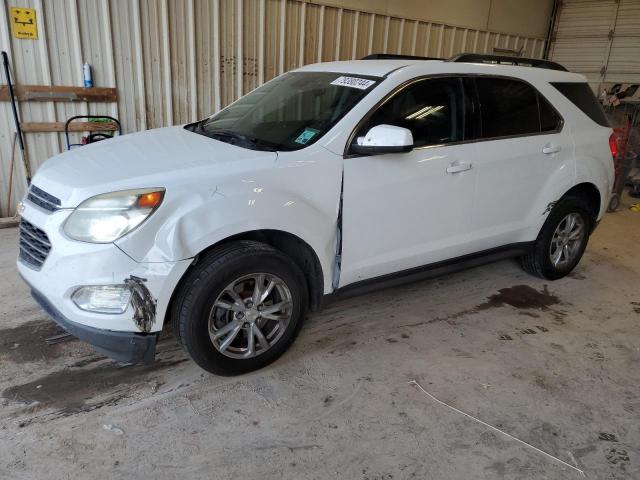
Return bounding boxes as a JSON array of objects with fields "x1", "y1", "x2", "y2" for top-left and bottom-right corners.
[{"x1": 186, "y1": 71, "x2": 381, "y2": 151}]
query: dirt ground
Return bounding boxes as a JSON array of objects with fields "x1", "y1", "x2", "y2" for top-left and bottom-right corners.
[{"x1": 1, "y1": 197, "x2": 639, "y2": 480}]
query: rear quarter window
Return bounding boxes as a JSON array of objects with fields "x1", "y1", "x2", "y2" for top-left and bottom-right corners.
[{"x1": 550, "y1": 82, "x2": 610, "y2": 127}]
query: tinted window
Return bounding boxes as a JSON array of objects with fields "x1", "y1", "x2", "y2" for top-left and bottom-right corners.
[
  {"x1": 538, "y1": 94, "x2": 562, "y2": 132},
  {"x1": 551, "y1": 82, "x2": 610, "y2": 127},
  {"x1": 475, "y1": 78, "x2": 540, "y2": 138},
  {"x1": 356, "y1": 77, "x2": 463, "y2": 148}
]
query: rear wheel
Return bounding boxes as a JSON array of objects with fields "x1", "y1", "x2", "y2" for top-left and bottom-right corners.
[
  {"x1": 520, "y1": 196, "x2": 593, "y2": 280},
  {"x1": 172, "y1": 241, "x2": 308, "y2": 375}
]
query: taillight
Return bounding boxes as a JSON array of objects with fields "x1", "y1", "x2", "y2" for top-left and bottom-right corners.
[{"x1": 609, "y1": 132, "x2": 618, "y2": 159}]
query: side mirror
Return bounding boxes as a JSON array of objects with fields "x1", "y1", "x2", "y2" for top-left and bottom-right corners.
[{"x1": 352, "y1": 124, "x2": 414, "y2": 155}]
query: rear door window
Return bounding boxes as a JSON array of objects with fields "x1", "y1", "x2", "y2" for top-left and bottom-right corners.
[{"x1": 475, "y1": 77, "x2": 540, "y2": 138}]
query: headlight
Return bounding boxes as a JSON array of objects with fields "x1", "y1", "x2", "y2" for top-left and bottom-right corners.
[{"x1": 63, "y1": 188, "x2": 165, "y2": 243}]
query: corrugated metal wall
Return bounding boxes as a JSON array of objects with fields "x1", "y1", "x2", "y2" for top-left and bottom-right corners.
[
  {"x1": 549, "y1": 0, "x2": 640, "y2": 92},
  {"x1": 0, "y1": 0, "x2": 547, "y2": 217}
]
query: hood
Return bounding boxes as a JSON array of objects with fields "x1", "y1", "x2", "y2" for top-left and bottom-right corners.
[{"x1": 32, "y1": 126, "x2": 277, "y2": 207}]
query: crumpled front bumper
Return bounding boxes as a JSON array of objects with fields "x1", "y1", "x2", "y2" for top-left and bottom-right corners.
[
  {"x1": 31, "y1": 288, "x2": 157, "y2": 364},
  {"x1": 16, "y1": 199, "x2": 193, "y2": 363}
]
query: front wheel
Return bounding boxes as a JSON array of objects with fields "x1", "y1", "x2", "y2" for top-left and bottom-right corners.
[
  {"x1": 520, "y1": 196, "x2": 593, "y2": 280},
  {"x1": 172, "y1": 241, "x2": 308, "y2": 375}
]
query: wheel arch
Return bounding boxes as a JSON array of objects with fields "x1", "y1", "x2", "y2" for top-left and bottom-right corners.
[
  {"x1": 164, "y1": 229, "x2": 325, "y2": 330},
  {"x1": 560, "y1": 182, "x2": 602, "y2": 228}
]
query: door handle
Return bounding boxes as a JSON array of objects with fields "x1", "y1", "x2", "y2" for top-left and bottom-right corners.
[
  {"x1": 542, "y1": 144, "x2": 562, "y2": 155},
  {"x1": 446, "y1": 162, "x2": 472, "y2": 174}
]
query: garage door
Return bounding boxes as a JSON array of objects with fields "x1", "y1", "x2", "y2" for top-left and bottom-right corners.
[{"x1": 549, "y1": 0, "x2": 640, "y2": 92}]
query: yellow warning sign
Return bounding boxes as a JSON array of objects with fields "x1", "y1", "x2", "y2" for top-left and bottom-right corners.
[{"x1": 10, "y1": 7, "x2": 38, "y2": 40}]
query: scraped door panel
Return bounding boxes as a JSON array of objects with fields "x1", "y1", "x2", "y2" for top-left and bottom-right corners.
[
  {"x1": 467, "y1": 77, "x2": 573, "y2": 250},
  {"x1": 470, "y1": 132, "x2": 573, "y2": 250}
]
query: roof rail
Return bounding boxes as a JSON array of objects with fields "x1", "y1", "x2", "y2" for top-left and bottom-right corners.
[
  {"x1": 361, "y1": 53, "x2": 440, "y2": 61},
  {"x1": 447, "y1": 53, "x2": 568, "y2": 72}
]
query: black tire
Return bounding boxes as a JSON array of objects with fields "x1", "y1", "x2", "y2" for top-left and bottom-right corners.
[
  {"x1": 171, "y1": 241, "x2": 308, "y2": 375},
  {"x1": 520, "y1": 195, "x2": 593, "y2": 280}
]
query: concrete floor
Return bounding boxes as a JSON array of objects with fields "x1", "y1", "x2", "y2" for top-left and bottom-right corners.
[{"x1": 1, "y1": 198, "x2": 639, "y2": 480}]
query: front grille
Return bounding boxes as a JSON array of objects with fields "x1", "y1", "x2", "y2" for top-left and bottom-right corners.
[
  {"x1": 19, "y1": 219, "x2": 52, "y2": 270},
  {"x1": 27, "y1": 184, "x2": 61, "y2": 213}
]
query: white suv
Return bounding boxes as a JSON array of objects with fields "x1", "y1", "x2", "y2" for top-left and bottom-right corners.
[{"x1": 17, "y1": 54, "x2": 614, "y2": 374}]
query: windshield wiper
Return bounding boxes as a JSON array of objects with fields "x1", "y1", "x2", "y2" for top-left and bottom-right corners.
[{"x1": 200, "y1": 128, "x2": 278, "y2": 152}]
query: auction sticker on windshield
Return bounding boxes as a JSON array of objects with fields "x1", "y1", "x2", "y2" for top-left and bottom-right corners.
[
  {"x1": 330, "y1": 76, "x2": 376, "y2": 90},
  {"x1": 295, "y1": 127, "x2": 321, "y2": 145}
]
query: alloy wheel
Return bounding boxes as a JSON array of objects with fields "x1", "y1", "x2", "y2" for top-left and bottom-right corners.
[
  {"x1": 208, "y1": 273, "x2": 293, "y2": 359},
  {"x1": 549, "y1": 212, "x2": 585, "y2": 268}
]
